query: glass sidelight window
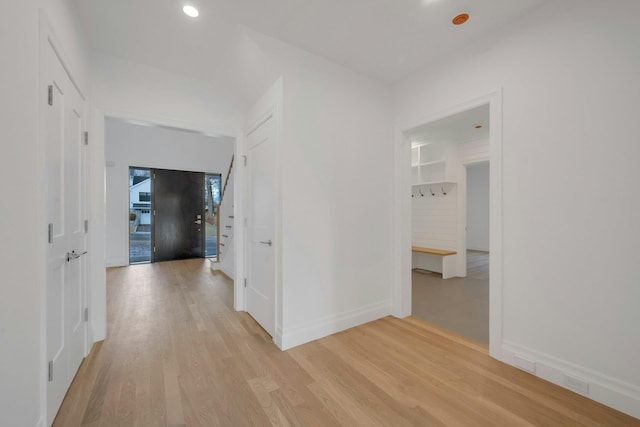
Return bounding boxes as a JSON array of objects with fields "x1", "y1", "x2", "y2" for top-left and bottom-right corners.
[
  {"x1": 129, "y1": 167, "x2": 152, "y2": 263},
  {"x1": 204, "y1": 174, "x2": 221, "y2": 257}
]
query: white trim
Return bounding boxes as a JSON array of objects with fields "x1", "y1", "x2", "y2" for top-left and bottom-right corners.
[
  {"x1": 36, "y1": 417, "x2": 45, "y2": 427},
  {"x1": 277, "y1": 301, "x2": 393, "y2": 350},
  {"x1": 98, "y1": 109, "x2": 234, "y2": 140},
  {"x1": 392, "y1": 89, "x2": 504, "y2": 360},
  {"x1": 105, "y1": 258, "x2": 129, "y2": 268},
  {"x1": 502, "y1": 341, "x2": 640, "y2": 419}
]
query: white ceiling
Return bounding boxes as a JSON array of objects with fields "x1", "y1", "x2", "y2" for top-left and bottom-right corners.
[
  {"x1": 74, "y1": 0, "x2": 549, "y2": 84},
  {"x1": 410, "y1": 103, "x2": 489, "y2": 145}
]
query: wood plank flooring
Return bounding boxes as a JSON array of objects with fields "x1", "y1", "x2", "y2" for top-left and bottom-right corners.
[{"x1": 53, "y1": 259, "x2": 639, "y2": 426}]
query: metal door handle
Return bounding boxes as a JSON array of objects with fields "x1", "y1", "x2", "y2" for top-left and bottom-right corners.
[
  {"x1": 66, "y1": 250, "x2": 87, "y2": 262},
  {"x1": 194, "y1": 220, "x2": 202, "y2": 224},
  {"x1": 259, "y1": 240, "x2": 272, "y2": 246}
]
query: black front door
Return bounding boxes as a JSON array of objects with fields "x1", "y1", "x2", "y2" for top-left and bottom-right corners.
[{"x1": 153, "y1": 169, "x2": 204, "y2": 262}]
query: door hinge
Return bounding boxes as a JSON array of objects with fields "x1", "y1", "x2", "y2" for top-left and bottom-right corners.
[
  {"x1": 84, "y1": 131, "x2": 89, "y2": 145},
  {"x1": 153, "y1": 246, "x2": 156, "y2": 253},
  {"x1": 84, "y1": 219, "x2": 89, "y2": 233},
  {"x1": 243, "y1": 155, "x2": 247, "y2": 166},
  {"x1": 48, "y1": 361, "x2": 54, "y2": 382},
  {"x1": 84, "y1": 308, "x2": 89, "y2": 322},
  {"x1": 244, "y1": 278, "x2": 247, "y2": 288},
  {"x1": 48, "y1": 223, "x2": 53, "y2": 244},
  {"x1": 153, "y1": 210, "x2": 156, "y2": 216},
  {"x1": 47, "y1": 85, "x2": 53, "y2": 106}
]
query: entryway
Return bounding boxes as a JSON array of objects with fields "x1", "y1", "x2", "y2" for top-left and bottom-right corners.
[
  {"x1": 408, "y1": 103, "x2": 492, "y2": 345},
  {"x1": 128, "y1": 167, "x2": 222, "y2": 263}
]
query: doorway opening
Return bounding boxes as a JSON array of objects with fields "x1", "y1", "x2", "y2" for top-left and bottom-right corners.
[
  {"x1": 408, "y1": 104, "x2": 491, "y2": 345},
  {"x1": 465, "y1": 161, "x2": 490, "y2": 282}
]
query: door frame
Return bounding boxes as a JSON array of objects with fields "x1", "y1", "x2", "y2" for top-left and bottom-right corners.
[
  {"x1": 458, "y1": 159, "x2": 491, "y2": 278},
  {"x1": 38, "y1": 10, "x2": 89, "y2": 425},
  {"x1": 392, "y1": 89, "x2": 504, "y2": 360},
  {"x1": 90, "y1": 112, "x2": 239, "y2": 339},
  {"x1": 241, "y1": 77, "x2": 283, "y2": 347}
]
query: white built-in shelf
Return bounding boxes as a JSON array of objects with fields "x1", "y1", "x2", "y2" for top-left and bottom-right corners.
[
  {"x1": 411, "y1": 144, "x2": 457, "y2": 186},
  {"x1": 412, "y1": 160, "x2": 445, "y2": 168}
]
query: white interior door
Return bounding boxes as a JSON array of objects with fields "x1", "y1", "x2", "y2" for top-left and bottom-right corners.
[
  {"x1": 246, "y1": 115, "x2": 276, "y2": 337},
  {"x1": 45, "y1": 41, "x2": 87, "y2": 426}
]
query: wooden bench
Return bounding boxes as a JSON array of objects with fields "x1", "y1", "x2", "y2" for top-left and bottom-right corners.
[
  {"x1": 412, "y1": 246, "x2": 457, "y2": 278},
  {"x1": 411, "y1": 246, "x2": 456, "y2": 256}
]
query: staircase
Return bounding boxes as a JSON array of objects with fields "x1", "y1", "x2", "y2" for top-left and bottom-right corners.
[{"x1": 211, "y1": 155, "x2": 235, "y2": 279}]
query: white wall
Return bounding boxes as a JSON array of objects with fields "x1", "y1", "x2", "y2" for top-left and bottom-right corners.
[
  {"x1": 412, "y1": 188, "x2": 458, "y2": 251},
  {"x1": 394, "y1": 0, "x2": 640, "y2": 417},
  {"x1": 466, "y1": 162, "x2": 490, "y2": 251},
  {"x1": 243, "y1": 33, "x2": 394, "y2": 349},
  {"x1": 105, "y1": 118, "x2": 234, "y2": 266},
  {"x1": 0, "y1": 1, "x2": 89, "y2": 426},
  {"x1": 91, "y1": 53, "x2": 240, "y2": 136}
]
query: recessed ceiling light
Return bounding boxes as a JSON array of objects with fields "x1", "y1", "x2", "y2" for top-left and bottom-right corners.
[
  {"x1": 183, "y1": 5, "x2": 199, "y2": 18},
  {"x1": 452, "y1": 13, "x2": 469, "y2": 25}
]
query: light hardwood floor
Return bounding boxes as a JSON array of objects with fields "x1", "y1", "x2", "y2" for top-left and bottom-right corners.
[{"x1": 53, "y1": 259, "x2": 638, "y2": 426}]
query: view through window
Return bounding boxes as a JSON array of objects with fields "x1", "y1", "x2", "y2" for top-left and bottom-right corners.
[
  {"x1": 129, "y1": 167, "x2": 152, "y2": 263},
  {"x1": 205, "y1": 174, "x2": 221, "y2": 257}
]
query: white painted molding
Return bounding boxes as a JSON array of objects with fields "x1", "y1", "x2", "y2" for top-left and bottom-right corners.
[
  {"x1": 393, "y1": 88, "x2": 504, "y2": 360},
  {"x1": 277, "y1": 300, "x2": 392, "y2": 350},
  {"x1": 105, "y1": 258, "x2": 128, "y2": 268},
  {"x1": 502, "y1": 341, "x2": 640, "y2": 419}
]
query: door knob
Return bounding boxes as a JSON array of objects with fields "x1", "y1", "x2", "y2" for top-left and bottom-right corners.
[
  {"x1": 66, "y1": 250, "x2": 87, "y2": 262},
  {"x1": 259, "y1": 240, "x2": 272, "y2": 246}
]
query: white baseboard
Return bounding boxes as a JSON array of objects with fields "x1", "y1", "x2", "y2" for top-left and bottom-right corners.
[
  {"x1": 105, "y1": 257, "x2": 127, "y2": 267},
  {"x1": 502, "y1": 341, "x2": 640, "y2": 420},
  {"x1": 467, "y1": 245, "x2": 489, "y2": 252},
  {"x1": 276, "y1": 300, "x2": 392, "y2": 350},
  {"x1": 221, "y1": 264, "x2": 234, "y2": 280}
]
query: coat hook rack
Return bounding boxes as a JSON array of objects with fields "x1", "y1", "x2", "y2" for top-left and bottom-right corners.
[
  {"x1": 419, "y1": 189, "x2": 424, "y2": 197},
  {"x1": 429, "y1": 187, "x2": 435, "y2": 196},
  {"x1": 441, "y1": 186, "x2": 447, "y2": 196}
]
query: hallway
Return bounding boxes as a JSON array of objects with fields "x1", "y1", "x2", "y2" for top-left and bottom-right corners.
[{"x1": 53, "y1": 260, "x2": 637, "y2": 426}]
